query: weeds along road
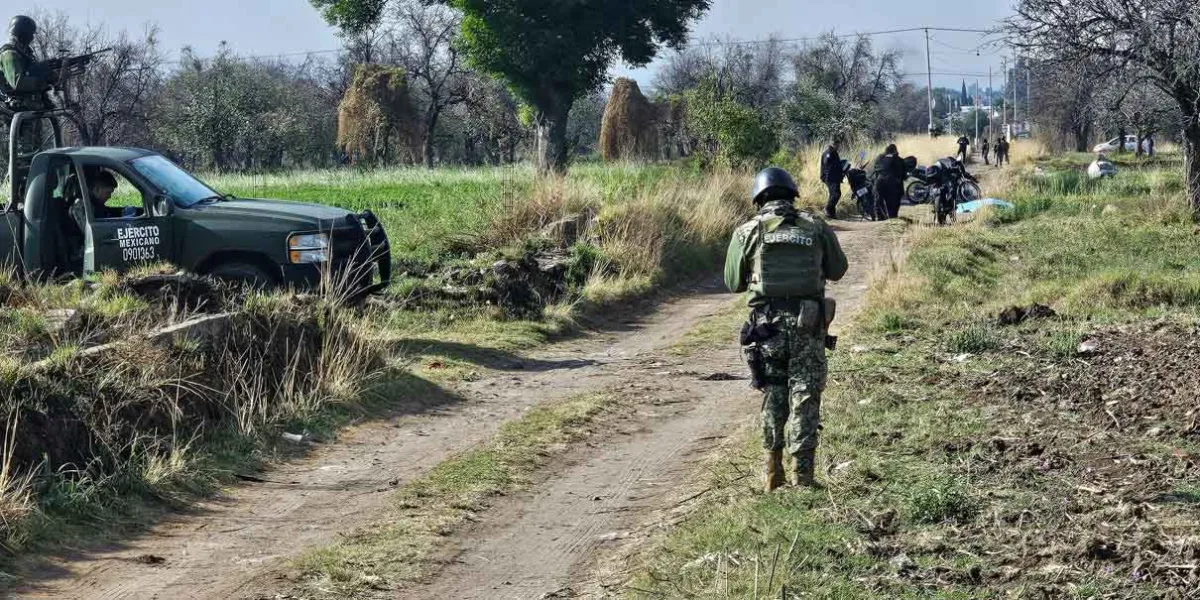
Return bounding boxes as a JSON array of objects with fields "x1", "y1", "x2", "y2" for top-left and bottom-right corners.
[{"x1": 19, "y1": 217, "x2": 896, "y2": 600}]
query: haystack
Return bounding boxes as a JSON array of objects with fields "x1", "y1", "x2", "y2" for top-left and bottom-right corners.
[
  {"x1": 337, "y1": 64, "x2": 420, "y2": 165},
  {"x1": 599, "y1": 78, "x2": 660, "y2": 161}
]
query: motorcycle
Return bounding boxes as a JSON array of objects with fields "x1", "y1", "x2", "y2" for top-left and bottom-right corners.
[
  {"x1": 842, "y1": 153, "x2": 886, "y2": 221},
  {"x1": 906, "y1": 157, "x2": 983, "y2": 224}
]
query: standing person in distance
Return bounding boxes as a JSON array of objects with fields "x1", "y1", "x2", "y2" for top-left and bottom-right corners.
[
  {"x1": 956, "y1": 134, "x2": 970, "y2": 163},
  {"x1": 981, "y1": 138, "x2": 991, "y2": 165},
  {"x1": 725, "y1": 167, "x2": 848, "y2": 492},
  {"x1": 996, "y1": 137, "x2": 1009, "y2": 168},
  {"x1": 819, "y1": 139, "x2": 845, "y2": 219},
  {"x1": 871, "y1": 144, "x2": 907, "y2": 220}
]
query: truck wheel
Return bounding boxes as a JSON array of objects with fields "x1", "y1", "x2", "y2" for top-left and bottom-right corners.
[{"x1": 207, "y1": 262, "x2": 277, "y2": 289}]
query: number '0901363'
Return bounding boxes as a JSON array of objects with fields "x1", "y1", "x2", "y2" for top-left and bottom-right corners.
[{"x1": 117, "y1": 225, "x2": 160, "y2": 262}]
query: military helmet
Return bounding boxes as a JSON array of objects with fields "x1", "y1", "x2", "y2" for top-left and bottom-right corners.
[
  {"x1": 751, "y1": 167, "x2": 799, "y2": 205},
  {"x1": 9, "y1": 15, "x2": 35, "y2": 44}
]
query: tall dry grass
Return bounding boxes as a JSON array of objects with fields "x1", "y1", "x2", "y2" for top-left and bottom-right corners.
[
  {"x1": 476, "y1": 167, "x2": 750, "y2": 304},
  {"x1": 0, "y1": 280, "x2": 387, "y2": 559}
]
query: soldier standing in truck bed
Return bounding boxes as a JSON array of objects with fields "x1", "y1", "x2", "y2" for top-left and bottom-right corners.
[{"x1": 0, "y1": 15, "x2": 50, "y2": 194}]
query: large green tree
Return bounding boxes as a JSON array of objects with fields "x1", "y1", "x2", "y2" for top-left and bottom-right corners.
[
  {"x1": 314, "y1": 0, "x2": 710, "y2": 173},
  {"x1": 441, "y1": 0, "x2": 710, "y2": 173}
]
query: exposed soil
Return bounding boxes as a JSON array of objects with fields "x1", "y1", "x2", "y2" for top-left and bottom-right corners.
[
  {"x1": 15, "y1": 218, "x2": 890, "y2": 599},
  {"x1": 897, "y1": 322, "x2": 1200, "y2": 595}
]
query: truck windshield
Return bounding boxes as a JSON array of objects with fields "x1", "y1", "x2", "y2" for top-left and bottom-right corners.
[{"x1": 129, "y1": 155, "x2": 220, "y2": 208}]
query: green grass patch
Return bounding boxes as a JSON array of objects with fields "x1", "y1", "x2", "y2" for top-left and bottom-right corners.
[
  {"x1": 904, "y1": 475, "x2": 978, "y2": 525},
  {"x1": 669, "y1": 298, "x2": 744, "y2": 357},
  {"x1": 291, "y1": 391, "x2": 630, "y2": 597}
]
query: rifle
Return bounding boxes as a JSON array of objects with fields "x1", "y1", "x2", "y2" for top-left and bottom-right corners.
[{"x1": 45, "y1": 47, "x2": 113, "y2": 82}]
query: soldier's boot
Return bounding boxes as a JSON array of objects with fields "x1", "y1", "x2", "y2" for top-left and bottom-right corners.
[
  {"x1": 764, "y1": 449, "x2": 786, "y2": 493},
  {"x1": 792, "y1": 449, "x2": 822, "y2": 489}
]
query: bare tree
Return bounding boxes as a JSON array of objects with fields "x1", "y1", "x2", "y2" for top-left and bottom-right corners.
[
  {"x1": 1010, "y1": 0, "x2": 1200, "y2": 207},
  {"x1": 653, "y1": 35, "x2": 790, "y2": 110},
  {"x1": 793, "y1": 33, "x2": 901, "y2": 107},
  {"x1": 1097, "y1": 77, "x2": 1179, "y2": 157},
  {"x1": 22, "y1": 12, "x2": 166, "y2": 148},
  {"x1": 1029, "y1": 58, "x2": 1106, "y2": 152},
  {"x1": 388, "y1": 0, "x2": 467, "y2": 168}
]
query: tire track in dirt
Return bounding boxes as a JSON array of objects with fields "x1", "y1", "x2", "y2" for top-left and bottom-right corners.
[
  {"x1": 396, "y1": 220, "x2": 891, "y2": 600},
  {"x1": 14, "y1": 281, "x2": 735, "y2": 600}
]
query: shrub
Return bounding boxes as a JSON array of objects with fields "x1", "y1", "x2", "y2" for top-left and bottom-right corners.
[
  {"x1": 947, "y1": 325, "x2": 999, "y2": 354},
  {"x1": 906, "y1": 476, "x2": 978, "y2": 524},
  {"x1": 684, "y1": 77, "x2": 778, "y2": 170}
]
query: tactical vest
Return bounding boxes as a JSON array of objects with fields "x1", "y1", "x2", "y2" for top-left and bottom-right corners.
[
  {"x1": 748, "y1": 211, "x2": 824, "y2": 299},
  {"x1": 0, "y1": 43, "x2": 42, "y2": 106}
]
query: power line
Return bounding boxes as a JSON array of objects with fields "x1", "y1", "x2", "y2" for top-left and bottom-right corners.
[
  {"x1": 168, "y1": 48, "x2": 342, "y2": 64},
  {"x1": 171, "y1": 25, "x2": 998, "y2": 64},
  {"x1": 667, "y1": 26, "x2": 996, "y2": 49}
]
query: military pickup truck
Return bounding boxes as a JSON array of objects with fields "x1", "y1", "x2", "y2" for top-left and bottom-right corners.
[{"x1": 1, "y1": 110, "x2": 391, "y2": 291}]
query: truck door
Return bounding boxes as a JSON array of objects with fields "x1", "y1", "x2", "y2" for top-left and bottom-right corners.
[{"x1": 76, "y1": 161, "x2": 174, "y2": 276}]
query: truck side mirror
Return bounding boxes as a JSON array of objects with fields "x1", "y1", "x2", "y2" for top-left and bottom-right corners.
[{"x1": 153, "y1": 194, "x2": 172, "y2": 217}]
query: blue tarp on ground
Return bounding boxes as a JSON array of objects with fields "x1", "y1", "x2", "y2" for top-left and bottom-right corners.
[{"x1": 957, "y1": 198, "x2": 1015, "y2": 214}]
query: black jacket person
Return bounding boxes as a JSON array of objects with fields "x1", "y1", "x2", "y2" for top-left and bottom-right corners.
[
  {"x1": 725, "y1": 167, "x2": 848, "y2": 492},
  {"x1": 819, "y1": 143, "x2": 844, "y2": 219},
  {"x1": 956, "y1": 136, "x2": 970, "y2": 162},
  {"x1": 870, "y1": 144, "x2": 907, "y2": 219}
]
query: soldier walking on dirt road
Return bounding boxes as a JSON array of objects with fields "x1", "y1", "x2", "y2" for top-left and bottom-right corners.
[{"x1": 725, "y1": 167, "x2": 849, "y2": 492}]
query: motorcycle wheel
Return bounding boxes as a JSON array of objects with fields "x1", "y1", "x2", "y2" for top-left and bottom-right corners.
[
  {"x1": 958, "y1": 181, "x2": 983, "y2": 202},
  {"x1": 906, "y1": 181, "x2": 930, "y2": 204}
]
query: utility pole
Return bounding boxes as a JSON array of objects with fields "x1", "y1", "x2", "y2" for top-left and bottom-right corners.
[
  {"x1": 975, "y1": 81, "x2": 980, "y2": 144},
  {"x1": 1002, "y1": 56, "x2": 1008, "y2": 137},
  {"x1": 988, "y1": 66, "x2": 993, "y2": 139},
  {"x1": 925, "y1": 28, "x2": 935, "y2": 137},
  {"x1": 1012, "y1": 55, "x2": 1019, "y2": 137},
  {"x1": 1027, "y1": 65, "x2": 1032, "y2": 134}
]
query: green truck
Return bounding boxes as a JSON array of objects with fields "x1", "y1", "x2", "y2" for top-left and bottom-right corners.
[{"x1": 1, "y1": 110, "x2": 391, "y2": 291}]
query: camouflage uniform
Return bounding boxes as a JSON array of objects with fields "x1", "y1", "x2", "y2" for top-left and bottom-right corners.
[
  {"x1": 726, "y1": 194, "x2": 848, "y2": 489},
  {"x1": 753, "y1": 300, "x2": 826, "y2": 462},
  {"x1": 0, "y1": 29, "x2": 49, "y2": 201}
]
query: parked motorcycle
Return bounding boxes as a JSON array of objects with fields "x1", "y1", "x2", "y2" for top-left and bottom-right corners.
[
  {"x1": 906, "y1": 157, "x2": 983, "y2": 224},
  {"x1": 842, "y1": 155, "x2": 886, "y2": 221}
]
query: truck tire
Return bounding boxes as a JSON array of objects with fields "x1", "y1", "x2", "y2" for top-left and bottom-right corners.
[{"x1": 207, "y1": 261, "x2": 277, "y2": 289}]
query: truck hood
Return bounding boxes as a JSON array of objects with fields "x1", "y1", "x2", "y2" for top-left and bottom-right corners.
[{"x1": 188, "y1": 198, "x2": 356, "y2": 228}]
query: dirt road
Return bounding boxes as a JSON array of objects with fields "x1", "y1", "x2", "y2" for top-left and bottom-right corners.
[
  {"x1": 396, "y1": 220, "x2": 889, "y2": 600},
  {"x1": 18, "y1": 218, "x2": 891, "y2": 600}
]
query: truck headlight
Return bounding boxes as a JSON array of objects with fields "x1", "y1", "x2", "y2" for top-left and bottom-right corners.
[{"x1": 288, "y1": 233, "x2": 330, "y2": 264}]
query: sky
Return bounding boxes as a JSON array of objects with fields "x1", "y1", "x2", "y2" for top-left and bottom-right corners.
[{"x1": 19, "y1": 0, "x2": 1015, "y2": 91}]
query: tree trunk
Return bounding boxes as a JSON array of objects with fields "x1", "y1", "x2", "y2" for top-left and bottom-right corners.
[
  {"x1": 535, "y1": 96, "x2": 571, "y2": 175},
  {"x1": 1136, "y1": 129, "x2": 1145, "y2": 158},
  {"x1": 1118, "y1": 126, "x2": 1126, "y2": 154},
  {"x1": 1185, "y1": 120, "x2": 1200, "y2": 212},
  {"x1": 423, "y1": 111, "x2": 439, "y2": 169},
  {"x1": 1073, "y1": 125, "x2": 1089, "y2": 152}
]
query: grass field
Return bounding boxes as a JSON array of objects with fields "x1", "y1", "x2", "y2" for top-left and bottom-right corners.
[{"x1": 628, "y1": 149, "x2": 1200, "y2": 597}]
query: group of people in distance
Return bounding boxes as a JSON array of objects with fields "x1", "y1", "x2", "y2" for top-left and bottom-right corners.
[
  {"x1": 819, "y1": 135, "x2": 1010, "y2": 220},
  {"x1": 817, "y1": 141, "x2": 916, "y2": 221},
  {"x1": 961, "y1": 135, "x2": 1010, "y2": 167}
]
